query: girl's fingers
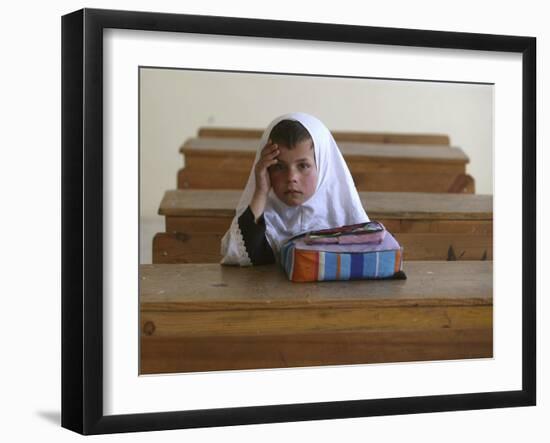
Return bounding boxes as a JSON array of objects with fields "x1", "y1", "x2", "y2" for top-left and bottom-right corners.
[
  {"x1": 262, "y1": 144, "x2": 279, "y2": 159},
  {"x1": 259, "y1": 156, "x2": 276, "y2": 169},
  {"x1": 258, "y1": 159, "x2": 277, "y2": 171},
  {"x1": 261, "y1": 155, "x2": 278, "y2": 169},
  {"x1": 257, "y1": 155, "x2": 278, "y2": 170},
  {"x1": 257, "y1": 142, "x2": 279, "y2": 171},
  {"x1": 262, "y1": 142, "x2": 278, "y2": 153}
]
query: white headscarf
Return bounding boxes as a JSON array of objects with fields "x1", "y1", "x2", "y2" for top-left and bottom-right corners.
[{"x1": 221, "y1": 112, "x2": 369, "y2": 266}]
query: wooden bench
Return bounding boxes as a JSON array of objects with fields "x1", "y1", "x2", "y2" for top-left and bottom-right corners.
[
  {"x1": 198, "y1": 127, "x2": 451, "y2": 145},
  {"x1": 140, "y1": 261, "x2": 493, "y2": 374},
  {"x1": 153, "y1": 190, "x2": 492, "y2": 263},
  {"x1": 178, "y1": 137, "x2": 474, "y2": 193}
]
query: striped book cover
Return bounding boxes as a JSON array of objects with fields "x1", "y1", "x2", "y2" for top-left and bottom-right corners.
[{"x1": 281, "y1": 228, "x2": 405, "y2": 283}]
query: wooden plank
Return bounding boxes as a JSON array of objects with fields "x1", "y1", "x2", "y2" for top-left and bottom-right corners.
[
  {"x1": 153, "y1": 230, "x2": 492, "y2": 263},
  {"x1": 178, "y1": 137, "x2": 471, "y2": 193},
  {"x1": 140, "y1": 261, "x2": 492, "y2": 373},
  {"x1": 178, "y1": 168, "x2": 475, "y2": 193},
  {"x1": 181, "y1": 137, "x2": 468, "y2": 162},
  {"x1": 142, "y1": 305, "x2": 492, "y2": 336},
  {"x1": 165, "y1": 217, "x2": 493, "y2": 235},
  {"x1": 197, "y1": 127, "x2": 451, "y2": 146},
  {"x1": 159, "y1": 190, "x2": 492, "y2": 220},
  {"x1": 153, "y1": 190, "x2": 492, "y2": 264},
  {"x1": 140, "y1": 261, "x2": 492, "y2": 310},
  {"x1": 153, "y1": 231, "x2": 224, "y2": 264},
  {"x1": 141, "y1": 329, "x2": 492, "y2": 374}
]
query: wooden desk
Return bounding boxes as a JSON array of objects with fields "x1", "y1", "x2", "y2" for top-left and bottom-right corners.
[
  {"x1": 178, "y1": 137, "x2": 474, "y2": 193},
  {"x1": 198, "y1": 127, "x2": 451, "y2": 146},
  {"x1": 140, "y1": 261, "x2": 493, "y2": 374},
  {"x1": 153, "y1": 190, "x2": 493, "y2": 263}
]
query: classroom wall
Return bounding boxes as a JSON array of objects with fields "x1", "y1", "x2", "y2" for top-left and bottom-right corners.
[{"x1": 140, "y1": 69, "x2": 494, "y2": 221}]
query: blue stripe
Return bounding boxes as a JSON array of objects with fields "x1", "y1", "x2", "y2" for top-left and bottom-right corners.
[
  {"x1": 378, "y1": 250, "x2": 396, "y2": 277},
  {"x1": 362, "y1": 252, "x2": 377, "y2": 277},
  {"x1": 350, "y1": 254, "x2": 364, "y2": 279},
  {"x1": 324, "y1": 253, "x2": 338, "y2": 280},
  {"x1": 281, "y1": 240, "x2": 401, "y2": 281},
  {"x1": 339, "y1": 254, "x2": 351, "y2": 280}
]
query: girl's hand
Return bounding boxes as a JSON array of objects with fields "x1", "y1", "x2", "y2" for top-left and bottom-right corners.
[
  {"x1": 254, "y1": 140, "x2": 279, "y2": 196},
  {"x1": 249, "y1": 140, "x2": 279, "y2": 221}
]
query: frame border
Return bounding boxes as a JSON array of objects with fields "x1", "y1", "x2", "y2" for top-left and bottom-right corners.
[{"x1": 61, "y1": 8, "x2": 536, "y2": 435}]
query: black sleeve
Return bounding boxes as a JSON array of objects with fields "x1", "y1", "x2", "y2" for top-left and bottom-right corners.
[{"x1": 238, "y1": 206, "x2": 275, "y2": 265}]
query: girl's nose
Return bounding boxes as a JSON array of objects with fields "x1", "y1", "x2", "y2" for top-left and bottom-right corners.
[{"x1": 287, "y1": 169, "x2": 298, "y2": 182}]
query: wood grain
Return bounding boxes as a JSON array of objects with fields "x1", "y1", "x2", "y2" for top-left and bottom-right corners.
[
  {"x1": 152, "y1": 231, "x2": 492, "y2": 263},
  {"x1": 141, "y1": 329, "x2": 492, "y2": 374},
  {"x1": 153, "y1": 190, "x2": 492, "y2": 264},
  {"x1": 140, "y1": 261, "x2": 492, "y2": 307},
  {"x1": 159, "y1": 190, "x2": 492, "y2": 220},
  {"x1": 183, "y1": 138, "x2": 461, "y2": 159},
  {"x1": 141, "y1": 306, "x2": 492, "y2": 337},
  {"x1": 140, "y1": 261, "x2": 492, "y2": 374},
  {"x1": 178, "y1": 169, "x2": 475, "y2": 193},
  {"x1": 178, "y1": 137, "x2": 471, "y2": 193}
]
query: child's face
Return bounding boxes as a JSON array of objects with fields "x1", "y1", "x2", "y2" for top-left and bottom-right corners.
[{"x1": 268, "y1": 139, "x2": 318, "y2": 206}]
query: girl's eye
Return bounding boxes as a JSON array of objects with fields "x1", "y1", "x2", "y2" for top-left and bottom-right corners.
[{"x1": 299, "y1": 163, "x2": 310, "y2": 170}]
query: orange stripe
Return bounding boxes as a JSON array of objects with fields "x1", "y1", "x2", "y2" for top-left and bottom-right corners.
[
  {"x1": 313, "y1": 251, "x2": 319, "y2": 281},
  {"x1": 336, "y1": 255, "x2": 341, "y2": 280},
  {"x1": 394, "y1": 248, "x2": 401, "y2": 273},
  {"x1": 292, "y1": 250, "x2": 319, "y2": 282}
]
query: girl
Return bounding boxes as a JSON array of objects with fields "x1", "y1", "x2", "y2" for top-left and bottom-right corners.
[{"x1": 220, "y1": 112, "x2": 369, "y2": 266}]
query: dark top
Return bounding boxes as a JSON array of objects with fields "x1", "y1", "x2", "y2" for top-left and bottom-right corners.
[{"x1": 238, "y1": 206, "x2": 276, "y2": 265}]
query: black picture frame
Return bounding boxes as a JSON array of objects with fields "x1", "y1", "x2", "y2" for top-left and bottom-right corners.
[{"x1": 61, "y1": 8, "x2": 536, "y2": 435}]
